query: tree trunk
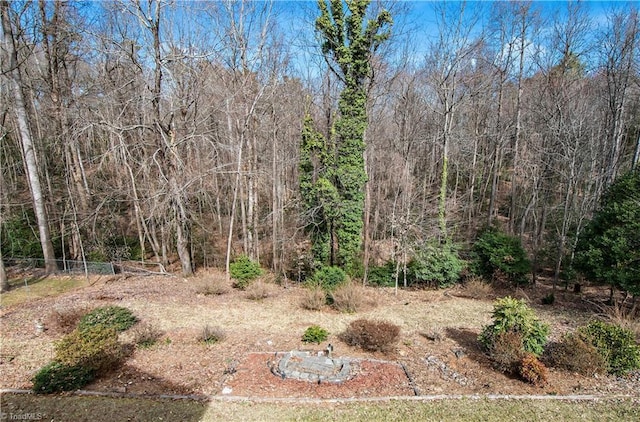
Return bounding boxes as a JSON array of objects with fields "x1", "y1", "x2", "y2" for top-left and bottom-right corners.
[
  {"x1": 1, "y1": 2, "x2": 56, "y2": 273},
  {"x1": 0, "y1": 248, "x2": 8, "y2": 292}
]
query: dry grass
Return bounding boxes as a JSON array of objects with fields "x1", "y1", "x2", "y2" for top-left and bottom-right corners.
[
  {"x1": 300, "y1": 286, "x2": 326, "y2": 311},
  {"x1": 131, "y1": 322, "x2": 164, "y2": 348},
  {"x1": 604, "y1": 303, "x2": 640, "y2": 342},
  {"x1": 461, "y1": 276, "x2": 494, "y2": 300},
  {"x1": 244, "y1": 280, "x2": 274, "y2": 301},
  {"x1": 331, "y1": 282, "x2": 366, "y2": 313},
  {"x1": 194, "y1": 276, "x2": 231, "y2": 296}
]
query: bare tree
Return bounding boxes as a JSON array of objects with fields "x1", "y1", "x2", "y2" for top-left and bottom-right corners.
[{"x1": 1, "y1": 1, "x2": 56, "y2": 273}]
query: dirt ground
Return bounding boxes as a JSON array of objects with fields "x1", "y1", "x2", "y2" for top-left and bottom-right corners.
[{"x1": 1, "y1": 270, "x2": 639, "y2": 400}]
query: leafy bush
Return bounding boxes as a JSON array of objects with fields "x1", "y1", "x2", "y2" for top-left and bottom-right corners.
[
  {"x1": 78, "y1": 306, "x2": 138, "y2": 332},
  {"x1": 340, "y1": 319, "x2": 400, "y2": 353},
  {"x1": 330, "y1": 282, "x2": 365, "y2": 313},
  {"x1": 300, "y1": 286, "x2": 327, "y2": 310},
  {"x1": 302, "y1": 325, "x2": 329, "y2": 344},
  {"x1": 519, "y1": 353, "x2": 548, "y2": 387},
  {"x1": 32, "y1": 362, "x2": 95, "y2": 394},
  {"x1": 473, "y1": 226, "x2": 531, "y2": 284},
  {"x1": 199, "y1": 325, "x2": 225, "y2": 345},
  {"x1": 1, "y1": 211, "x2": 44, "y2": 258},
  {"x1": 55, "y1": 326, "x2": 124, "y2": 373},
  {"x1": 578, "y1": 320, "x2": 640, "y2": 376},
  {"x1": 541, "y1": 293, "x2": 555, "y2": 305},
  {"x1": 544, "y1": 333, "x2": 606, "y2": 376},
  {"x1": 412, "y1": 241, "x2": 465, "y2": 288},
  {"x1": 367, "y1": 262, "x2": 396, "y2": 287},
  {"x1": 132, "y1": 323, "x2": 163, "y2": 349},
  {"x1": 230, "y1": 255, "x2": 263, "y2": 289},
  {"x1": 479, "y1": 297, "x2": 549, "y2": 358},
  {"x1": 308, "y1": 266, "x2": 347, "y2": 292}
]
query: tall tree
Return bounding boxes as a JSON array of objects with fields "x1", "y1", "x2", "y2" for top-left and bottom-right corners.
[
  {"x1": 303, "y1": 0, "x2": 391, "y2": 272},
  {"x1": 1, "y1": 1, "x2": 57, "y2": 273}
]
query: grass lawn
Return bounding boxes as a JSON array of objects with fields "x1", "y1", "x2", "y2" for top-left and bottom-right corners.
[{"x1": 1, "y1": 393, "x2": 639, "y2": 422}]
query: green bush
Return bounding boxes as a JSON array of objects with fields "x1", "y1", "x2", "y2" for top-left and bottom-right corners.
[
  {"x1": 479, "y1": 297, "x2": 549, "y2": 358},
  {"x1": 574, "y1": 170, "x2": 640, "y2": 296},
  {"x1": 302, "y1": 325, "x2": 329, "y2": 344},
  {"x1": 412, "y1": 241, "x2": 465, "y2": 288},
  {"x1": 54, "y1": 326, "x2": 124, "y2": 373},
  {"x1": 78, "y1": 306, "x2": 138, "y2": 332},
  {"x1": 308, "y1": 265, "x2": 347, "y2": 292},
  {"x1": 32, "y1": 362, "x2": 95, "y2": 394},
  {"x1": 367, "y1": 262, "x2": 397, "y2": 287},
  {"x1": 1, "y1": 211, "x2": 44, "y2": 258},
  {"x1": 339, "y1": 319, "x2": 400, "y2": 353},
  {"x1": 230, "y1": 255, "x2": 263, "y2": 289},
  {"x1": 578, "y1": 320, "x2": 640, "y2": 376},
  {"x1": 473, "y1": 226, "x2": 531, "y2": 284}
]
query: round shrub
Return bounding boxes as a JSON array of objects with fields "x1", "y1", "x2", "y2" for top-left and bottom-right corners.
[
  {"x1": 302, "y1": 325, "x2": 329, "y2": 344},
  {"x1": 308, "y1": 266, "x2": 347, "y2": 292},
  {"x1": 54, "y1": 325, "x2": 124, "y2": 373},
  {"x1": 544, "y1": 333, "x2": 607, "y2": 376},
  {"x1": 479, "y1": 297, "x2": 549, "y2": 358},
  {"x1": 412, "y1": 241, "x2": 465, "y2": 288},
  {"x1": 578, "y1": 320, "x2": 640, "y2": 376},
  {"x1": 32, "y1": 362, "x2": 95, "y2": 394},
  {"x1": 78, "y1": 306, "x2": 138, "y2": 332},
  {"x1": 473, "y1": 226, "x2": 531, "y2": 284},
  {"x1": 340, "y1": 319, "x2": 400, "y2": 353},
  {"x1": 230, "y1": 254, "x2": 263, "y2": 289}
]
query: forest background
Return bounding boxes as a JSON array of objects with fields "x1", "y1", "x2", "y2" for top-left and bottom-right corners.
[{"x1": 1, "y1": 0, "x2": 639, "y2": 295}]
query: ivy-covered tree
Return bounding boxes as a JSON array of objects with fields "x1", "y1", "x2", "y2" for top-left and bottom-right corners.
[
  {"x1": 301, "y1": 0, "x2": 392, "y2": 273},
  {"x1": 574, "y1": 170, "x2": 640, "y2": 298}
]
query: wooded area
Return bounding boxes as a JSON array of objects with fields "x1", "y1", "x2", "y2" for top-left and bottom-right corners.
[{"x1": 1, "y1": 1, "x2": 639, "y2": 292}]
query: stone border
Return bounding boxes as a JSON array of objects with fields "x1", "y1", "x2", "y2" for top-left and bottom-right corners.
[{"x1": 273, "y1": 351, "x2": 352, "y2": 384}]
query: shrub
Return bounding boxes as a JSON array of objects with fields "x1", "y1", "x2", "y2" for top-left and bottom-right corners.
[
  {"x1": 578, "y1": 320, "x2": 640, "y2": 376},
  {"x1": 300, "y1": 286, "x2": 327, "y2": 310},
  {"x1": 32, "y1": 362, "x2": 95, "y2": 394},
  {"x1": 308, "y1": 266, "x2": 347, "y2": 292},
  {"x1": 302, "y1": 325, "x2": 329, "y2": 344},
  {"x1": 462, "y1": 276, "x2": 493, "y2": 299},
  {"x1": 412, "y1": 241, "x2": 465, "y2": 288},
  {"x1": 199, "y1": 325, "x2": 225, "y2": 345},
  {"x1": 541, "y1": 293, "x2": 555, "y2": 305},
  {"x1": 488, "y1": 330, "x2": 527, "y2": 373},
  {"x1": 479, "y1": 297, "x2": 549, "y2": 358},
  {"x1": 195, "y1": 278, "x2": 230, "y2": 296},
  {"x1": 331, "y1": 282, "x2": 365, "y2": 313},
  {"x1": 132, "y1": 323, "x2": 163, "y2": 349},
  {"x1": 340, "y1": 319, "x2": 400, "y2": 353},
  {"x1": 519, "y1": 353, "x2": 549, "y2": 387},
  {"x1": 473, "y1": 226, "x2": 531, "y2": 285},
  {"x1": 544, "y1": 333, "x2": 606, "y2": 376},
  {"x1": 78, "y1": 306, "x2": 138, "y2": 333},
  {"x1": 367, "y1": 262, "x2": 397, "y2": 287},
  {"x1": 244, "y1": 280, "x2": 273, "y2": 301},
  {"x1": 230, "y1": 255, "x2": 263, "y2": 289},
  {"x1": 55, "y1": 326, "x2": 124, "y2": 373}
]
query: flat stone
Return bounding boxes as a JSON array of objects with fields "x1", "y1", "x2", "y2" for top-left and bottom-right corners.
[{"x1": 275, "y1": 351, "x2": 352, "y2": 384}]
